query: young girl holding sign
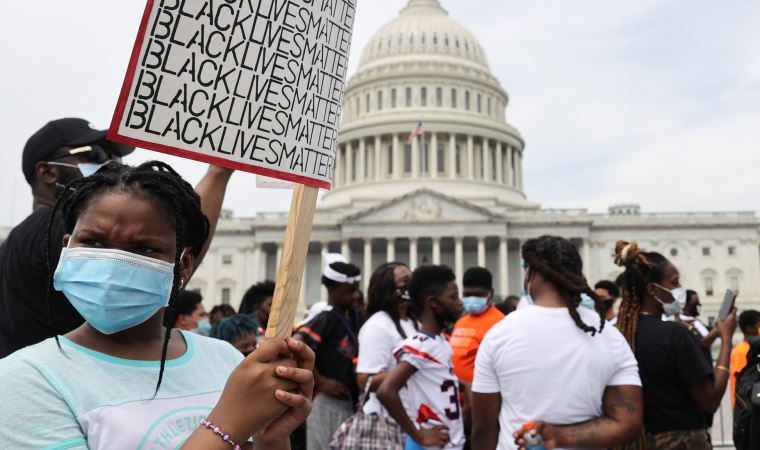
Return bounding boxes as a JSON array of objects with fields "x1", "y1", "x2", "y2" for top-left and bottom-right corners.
[{"x1": 0, "y1": 161, "x2": 312, "y2": 450}]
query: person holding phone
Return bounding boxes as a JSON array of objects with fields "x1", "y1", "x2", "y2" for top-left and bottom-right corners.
[{"x1": 614, "y1": 241, "x2": 737, "y2": 450}]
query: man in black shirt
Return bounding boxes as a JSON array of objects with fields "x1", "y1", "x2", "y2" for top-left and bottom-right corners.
[
  {"x1": 0, "y1": 118, "x2": 135, "y2": 357},
  {"x1": 0, "y1": 118, "x2": 234, "y2": 357},
  {"x1": 295, "y1": 254, "x2": 362, "y2": 450}
]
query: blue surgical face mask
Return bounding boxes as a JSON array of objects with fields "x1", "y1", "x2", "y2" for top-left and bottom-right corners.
[
  {"x1": 47, "y1": 161, "x2": 107, "y2": 177},
  {"x1": 463, "y1": 296, "x2": 489, "y2": 315},
  {"x1": 54, "y1": 246, "x2": 175, "y2": 335},
  {"x1": 580, "y1": 293, "x2": 596, "y2": 310},
  {"x1": 193, "y1": 318, "x2": 211, "y2": 336}
]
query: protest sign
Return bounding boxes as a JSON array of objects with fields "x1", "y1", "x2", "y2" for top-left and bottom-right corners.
[
  {"x1": 109, "y1": 0, "x2": 356, "y2": 189},
  {"x1": 110, "y1": 0, "x2": 357, "y2": 338}
]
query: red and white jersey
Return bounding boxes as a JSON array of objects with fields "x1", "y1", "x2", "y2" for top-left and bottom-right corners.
[{"x1": 393, "y1": 332, "x2": 465, "y2": 450}]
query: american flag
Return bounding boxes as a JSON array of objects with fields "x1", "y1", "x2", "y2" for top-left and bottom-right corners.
[{"x1": 407, "y1": 121, "x2": 424, "y2": 144}]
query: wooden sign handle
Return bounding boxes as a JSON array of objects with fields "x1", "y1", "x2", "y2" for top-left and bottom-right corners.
[{"x1": 265, "y1": 184, "x2": 319, "y2": 340}]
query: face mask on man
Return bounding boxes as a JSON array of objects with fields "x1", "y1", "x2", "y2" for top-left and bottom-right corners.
[
  {"x1": 463, "y1": 296, "x2": 489, "y2": 315},
  {"x1": 54, "y1": 245, "x2": 177, "y2": 335},
  {"x1": 192, "y1": 318, "x2": 212, "y2": 336}
]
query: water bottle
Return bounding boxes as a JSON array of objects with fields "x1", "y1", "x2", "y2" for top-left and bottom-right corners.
[{"x1": 521, "y1": 422, "x2": 546, "y2": 450}]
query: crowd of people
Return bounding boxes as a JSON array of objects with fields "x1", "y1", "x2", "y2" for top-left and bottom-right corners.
[{"x1": 0, "y1": 118, "x2": 758, "y2": 450}]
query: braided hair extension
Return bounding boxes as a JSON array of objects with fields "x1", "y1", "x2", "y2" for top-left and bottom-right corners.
[
  {"x1": 521, "y1": 236, "x2": 605, "y2": 335},
  {"x1": 611, "y1": 241, "x2": 670, "y2": 450},
  {"x1": 366, "y1": 262, "x2": 417, "y2": 339},
  {"x1": 612, "y1": 241, "x2": 668, "y2": 352},
  {"x1": 44, "y1": 161, "x2": 210, "y2": 395}
]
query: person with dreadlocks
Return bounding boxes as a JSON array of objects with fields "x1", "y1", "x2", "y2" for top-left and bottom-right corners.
[
  {"x1": 353, "y1": 262, "x2": 418, "y2": 448},
  {"x1": 0, "y1": 161, "x2": 314, "y2": 449},
  {"x1": 613, "y1": 241, "x2": 736, "y2": 450},
  {"x1": 471, "y1": 235, "x2": 642, "y2": 450}
]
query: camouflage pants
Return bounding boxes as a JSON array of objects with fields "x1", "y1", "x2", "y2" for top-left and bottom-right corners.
[{"x1": 647, "y1": 429, "x2": 711, "y2": 450}]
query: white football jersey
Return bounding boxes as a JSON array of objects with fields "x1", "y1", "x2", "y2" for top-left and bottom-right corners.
[{"x1": 393, "y1": 332, "x2": 465, "y2": 450}]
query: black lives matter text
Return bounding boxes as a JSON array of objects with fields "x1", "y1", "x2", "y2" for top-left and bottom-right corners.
[{"x1": 119, "y1": 0, "x2": 356, "y2": 185}]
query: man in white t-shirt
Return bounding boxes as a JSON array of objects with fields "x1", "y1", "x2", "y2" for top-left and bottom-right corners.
[{"x1": 471, "y1": 235, "x2": 643, "y2": 450}]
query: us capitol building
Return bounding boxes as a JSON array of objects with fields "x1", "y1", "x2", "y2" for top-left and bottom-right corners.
[{"x1": 191, "y1": 0, "x2": 760, "y2": 318}]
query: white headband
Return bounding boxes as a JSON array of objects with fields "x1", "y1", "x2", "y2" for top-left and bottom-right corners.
[{"x1": 323, "y1": 253, "x2": 361, "y2": 284}]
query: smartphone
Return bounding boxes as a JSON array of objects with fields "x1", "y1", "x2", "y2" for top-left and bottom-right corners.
[{"x1": 718, "y1": 289, "x2": 737, "y2": 321}]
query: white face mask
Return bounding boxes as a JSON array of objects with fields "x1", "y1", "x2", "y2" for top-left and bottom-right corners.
[{"x1": 654, "y1": 284, "x2": 685, "y2": 317}]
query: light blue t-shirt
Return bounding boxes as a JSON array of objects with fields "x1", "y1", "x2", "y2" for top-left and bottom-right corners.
[{"x1": 0, "y1": 331, "x2": 242, "y2": 449}]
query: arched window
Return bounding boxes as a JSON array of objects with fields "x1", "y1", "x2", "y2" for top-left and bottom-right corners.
[
  {"x1": 465, "y1": 91, "x2": 471, "y2": 110},
  {"x1": 436, "y1": 87, "x2": 443, "y2": 107},
  {"x1": 700, "y1": 269, "x2": 717, "y2": 297},
  {"x1": 377, "y1": 90, "x2": 383, "y2": 110},
  {"x1": 477, "y1": 93, "x2": 482, "y2": 113},
  {"x1": 727, "y1": 269, "x2": 742, "y2": 292},
  {"x1": 405, "y1": 87, "x2": 412, "y2": 107},
  {"x1": 421, "y1": 87, "x2": 428, "y2": 106},
  {"x1": 366, "y1": 93, "x2": 370, "y2": 113},
  {"x1": 451, "y1": 89, "x2": 457, "y2": 108}
]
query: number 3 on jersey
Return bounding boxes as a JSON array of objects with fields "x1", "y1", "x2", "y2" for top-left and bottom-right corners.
[{"x1": 440, "y1": 379, "x2": 461, "y2": 420}]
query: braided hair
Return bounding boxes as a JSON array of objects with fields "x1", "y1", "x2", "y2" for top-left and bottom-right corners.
[
  {"x1": 611, "y1": 243, "x2": 669, "y2": 450},
  {"x1": 521, "y1": 236, "x2": 605, "y2": 335},
  {"x1": 366, "y1": 262, "x2": 418, "y2": 339},
  {"x1": 45, "y1": 161, "x2": 210, "y2": 394},
  {"x1": 613, "y1": 241, "x2": 668, "y2": 352}
]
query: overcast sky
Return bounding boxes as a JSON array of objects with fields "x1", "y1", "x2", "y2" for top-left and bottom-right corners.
[{"x1": 1, "y1": 0, "x2": 759, "y2": 226}]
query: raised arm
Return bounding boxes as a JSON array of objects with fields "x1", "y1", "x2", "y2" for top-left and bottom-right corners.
[
  {"x1": 192, "y1": 165, "x2": 234, "y2": 273},
  {"x1": 513, "y1": 385, "x2": 643, "y2": 449},
  {"x1": 689, "y1": 309, "x2": 737, "y2": 413}
]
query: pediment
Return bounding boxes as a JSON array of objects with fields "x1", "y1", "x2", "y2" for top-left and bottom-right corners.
[{"x1": 343, "y1": 189, "x2": 500, "y2": 224}]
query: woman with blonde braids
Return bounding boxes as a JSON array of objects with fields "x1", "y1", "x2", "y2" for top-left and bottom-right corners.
[{"x1": 614, "y1": 241, "x2": 737, "y2": 450}]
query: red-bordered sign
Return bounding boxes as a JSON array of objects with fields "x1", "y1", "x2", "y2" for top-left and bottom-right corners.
[{"x1": 109, "y1": 0, "x2": 357, "y2": 190}]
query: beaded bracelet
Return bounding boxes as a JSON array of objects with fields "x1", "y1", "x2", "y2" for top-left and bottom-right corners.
[{"x1": 199, "y1": 418, "x2": 242, "y2": 450}]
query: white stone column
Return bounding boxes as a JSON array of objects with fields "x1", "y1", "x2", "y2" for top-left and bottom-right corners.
[
  {"x1": 358, "y1": 138, "x2": 366, "y2": 183},
  {"x1": 334, "y1": 145, "x2": 342, "y2": 188},
  {"x1": 507, "y1": 146, "x2": 514, "y2": 188},
  {"x1": 346, "y1": 141, "x2": 354, "y2": 185},
  {"x1": 483, "y1": 139, "x2": 492, "y2": 182},
  {"x1": 499, "y1": 237, "x2": 509, "y2": 296},
  {"x1": 432, "y1": 237, "x2": 441, "y2": 265},
  {"x1": 409, "y1": 238, "x2": 419, "y2": 270},
  {"x1": 411, "y1": 135, "x2": 420, "y2": 178},
  {"x1": 321, "y1": 242, "x2": 329, "y2": 271},
  {"x1": 387, "y1": 238, "x2": 396, "y2": 262},
  {"x1": 496, "y1": 142, "x2": 504, "y2": 184},
  {"x1": 430, "y1": 133, "x2": 438, "y2": 178},
  {"x1": 392, "y1": 134, "x2": 401, "y2": 179},
  {"x1": 374, "y1": 136, "x2": 382, "y2": 180},
  {"x1": 341, "y1": 239, "x2": 350, "y2": 261},
  {"x1": 363, "y1": 239, "x2": 372, "y2": 290},
  {"x1": 477, "y1": 237, "x2": 486, "y2": 267},
  {"x1": 467, "y1": 135, "x2": 474, "y2": 180},
  {"x1": 582, "y1": 239, "x2": 591, "y2": 280},
  {"x1": 455, "y1": 237, "x2": 464, "y2": 286},
  {"x1": 517, "y1": 151, "x2": 524, "y2": 190},
  {"x1": 252, "y1": 243, "x2": 262, "y2": 284},
  {"x1": 260, "y1": 245, "x2": 268, "y2": 280},
  {"x1": 448, "y1": 134, "x2": 457, "y2": 178}
]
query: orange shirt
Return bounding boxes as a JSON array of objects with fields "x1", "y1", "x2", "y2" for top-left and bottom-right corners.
[
  {"x1": 731, "y1": 340, "x2": 751, "y2": 406},
  {"x1": 450, "y1": 306, "x2": 505, "y2": 383}
]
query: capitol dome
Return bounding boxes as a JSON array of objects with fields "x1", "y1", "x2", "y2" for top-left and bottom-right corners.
[{"x1": 321, "y1": 0, "x2": 536, "y2": 212}]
